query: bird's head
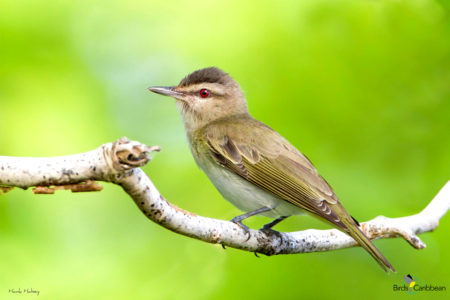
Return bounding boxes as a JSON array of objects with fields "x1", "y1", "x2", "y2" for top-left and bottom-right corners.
[{"x1": 149, "y1": 67, "x2": 248, "y2": 131}]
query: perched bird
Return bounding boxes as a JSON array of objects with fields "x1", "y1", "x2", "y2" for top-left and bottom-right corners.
[{"x1": 149, "y1": 67, "x2": 395, "y2": 272}]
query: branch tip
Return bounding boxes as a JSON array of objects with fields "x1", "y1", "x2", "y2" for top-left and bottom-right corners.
[{"x1": 110, "y1": 137, "x2": 159, "y2": 171}]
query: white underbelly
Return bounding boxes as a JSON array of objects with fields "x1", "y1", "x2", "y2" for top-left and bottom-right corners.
[{"x1": 198, "y1": 157, "x2": 304, "y2": 218}]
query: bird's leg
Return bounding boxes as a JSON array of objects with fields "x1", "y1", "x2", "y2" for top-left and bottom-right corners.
[
  {"x1": 231, "y1": 207, "x2": 271, "y2": 240},
  {"x1": 259, "y1": 216, "x2": 288, "y2": 244},
  {"x1": 260, "y1": 216, "x2": 288, "y2": 231}
]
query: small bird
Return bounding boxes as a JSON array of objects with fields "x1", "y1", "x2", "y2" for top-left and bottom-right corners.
[{"x1": 149, "y1": 67, "x2": 395, "y2": 272}]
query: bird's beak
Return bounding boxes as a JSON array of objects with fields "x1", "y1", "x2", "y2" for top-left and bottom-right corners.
[{"x1": 148, "y1": 86, "x2": 184, "y2": 99}]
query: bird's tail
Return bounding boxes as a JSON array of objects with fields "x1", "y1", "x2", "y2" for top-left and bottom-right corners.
[{"x1": 341, "y1": 216, "x2": 396, "y2": 273}]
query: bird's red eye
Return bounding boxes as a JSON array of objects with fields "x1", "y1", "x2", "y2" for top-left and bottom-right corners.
[{"x1": 199, "y1": 89, "x2": 210, "y2": 98}]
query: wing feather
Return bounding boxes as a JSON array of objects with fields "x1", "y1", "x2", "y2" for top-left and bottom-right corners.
[{"x1": 201, "y1": 117, "x2": 346, "y2": 229}]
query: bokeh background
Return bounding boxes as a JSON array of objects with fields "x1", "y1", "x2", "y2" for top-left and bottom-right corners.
[{"x1": 1, "y1": 0, "x2": 449, "y2": 299}]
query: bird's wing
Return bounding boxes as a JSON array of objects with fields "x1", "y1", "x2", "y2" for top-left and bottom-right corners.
[{"x1": 201, "y1": 118, "x2": 347, "y2": 230}]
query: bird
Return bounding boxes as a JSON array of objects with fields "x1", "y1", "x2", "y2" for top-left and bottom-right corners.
[
  {"x1": 148, "y1": 67, "x2": 395, "y2": 272},
  {"x1": 404, "y1": 274, "x2": 417, "y2": 293}
]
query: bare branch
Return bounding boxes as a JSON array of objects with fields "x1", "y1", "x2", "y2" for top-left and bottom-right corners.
[{"x1": 1, "y1": 138, "x2": 448, "y2": 256}]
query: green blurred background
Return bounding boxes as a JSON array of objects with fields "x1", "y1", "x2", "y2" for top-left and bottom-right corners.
[{"x1": 1, "y1": 0, "x2": 449, "y2": 299}]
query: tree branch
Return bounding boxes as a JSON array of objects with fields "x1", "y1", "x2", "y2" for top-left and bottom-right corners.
[{"x1": 1, "y1": 138, "x2": 448, "y2": 256}]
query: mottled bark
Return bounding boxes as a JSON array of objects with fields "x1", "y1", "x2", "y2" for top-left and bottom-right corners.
[{"x1": 1, "y1": 138, "x2": 448, "y2": 255}]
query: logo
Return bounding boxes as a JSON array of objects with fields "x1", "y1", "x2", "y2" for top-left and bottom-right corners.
[
  {"x1": 403, "y1": 274, "x2": 421, "y2": 295},
  {"x1": 393, "y1": 274, "x2": 446, "y2": 295}
]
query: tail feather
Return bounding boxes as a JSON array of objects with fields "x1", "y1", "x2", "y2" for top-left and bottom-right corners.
[{"x1": 342, "y1": 217, "x2": 396, "y2": 273}]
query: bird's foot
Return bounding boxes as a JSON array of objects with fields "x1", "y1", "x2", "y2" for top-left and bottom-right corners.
[
  {"x1": 231, "y1": 218, "x2": 251, "y2": 241},
  {"x1": 259, "y1": 226, "x2": 283, "y2": 241}
]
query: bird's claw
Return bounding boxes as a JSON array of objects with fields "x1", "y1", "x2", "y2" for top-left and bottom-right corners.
[
  {"x1": 259, "y1": 227, "x2": 283, "y2": 241},
  {"x1": 231, "y1": 218, "x2": 251, "y2": 241}
]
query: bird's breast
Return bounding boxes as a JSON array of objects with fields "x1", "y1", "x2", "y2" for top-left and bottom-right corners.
[{"x1": 189, "y1": 136, "x2": 303, "y2": 218}]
